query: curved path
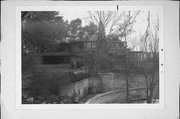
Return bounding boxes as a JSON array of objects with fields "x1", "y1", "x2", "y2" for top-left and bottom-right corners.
[{"x1": 85, "y1": 87, "x2": 146, "y2": 104}]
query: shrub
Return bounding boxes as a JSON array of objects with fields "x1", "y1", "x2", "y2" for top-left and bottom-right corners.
[
  {"x1": 22, "y1": 54, "x2": 42, "y2": 74},
  {"x1": 28, "y1": 72, "x2": 63, "y2": 100},
  {"x1": 25, "y1": 70, "x2": 90, "y2": 103}
]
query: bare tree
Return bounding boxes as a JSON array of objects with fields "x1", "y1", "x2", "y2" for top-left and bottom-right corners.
[
  {"x1": 87, "y1": 11, "x2": 142, "y2": 103},
  {"x1": 88, "y1": 11, "x2": 140, "y2": 37},
  {"x1": 138, "y1": 11, "x2": 159, "y2": 103}
]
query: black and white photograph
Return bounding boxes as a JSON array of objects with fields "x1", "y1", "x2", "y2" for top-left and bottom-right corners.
[
  {"x1": 21, "y1": 8, "x2": 162, "y2": 105},
  {"x1": 1, "y1": 1, "x2": 179, "y2": 119}
]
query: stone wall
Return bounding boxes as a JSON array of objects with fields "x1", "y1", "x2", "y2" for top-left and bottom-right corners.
[
  {"x1": 99, "y1": 73, "x2": 115, "y2": 92},
  {"x1": 99, "y1": 73, "x2": 147, "y2": 92},
  {"x1": 88, "y1": 77, "x2": 101, "y2": 93},
  {"x1": 61, "y1": 78, "x2": 88, "y2": 102},
  {"x1": 129, "y1": 75, "x2": 147, "y2": 88},
  {"x1": 61, "y1": 77, "x2": 100, "y2": 102},
  {"x1": 61, "y1": 72, "x2": 157, "y2": 103},
  {"x1": 112, "y1": 74, "x2": 127, "y2": 90}
]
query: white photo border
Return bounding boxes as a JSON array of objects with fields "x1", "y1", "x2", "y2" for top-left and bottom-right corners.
[{"x1": 16, "y1": 5, "x2": 164, "y2": 109}]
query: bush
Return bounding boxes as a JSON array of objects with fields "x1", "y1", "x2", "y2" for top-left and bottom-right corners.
[
  {"x1": 66, "y1": 70, "x2": 90, "y2": 83},
  {"x1": 25, "y1": 70, "x2": 90, "y2": 104},
  {"x1": 22, "y1": 54, "x2": 42, "y2": 74},
  {"x1": 28, "y1": 72, "x2": 63, "y2": 100}
]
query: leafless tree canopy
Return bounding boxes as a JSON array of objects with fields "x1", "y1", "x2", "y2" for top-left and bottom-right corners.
[{"x1": 88, "y1": 11, "x2": 140, "y2": 39}]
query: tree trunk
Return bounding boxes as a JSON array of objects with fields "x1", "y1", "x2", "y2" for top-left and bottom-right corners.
[
  {"x1": 148, "y1": 82, "x2": 155, "y2": 103},
  {"x1": 146, "y1": 80, "x2": 149, "y2": 103},
  {"x1": 126, "y1": 73, "x2": 129, "y2": 102}
]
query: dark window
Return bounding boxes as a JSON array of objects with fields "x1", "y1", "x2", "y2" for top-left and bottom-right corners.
[{"x1": 42, "y1": 56, "x2": 71, "y2": 64}]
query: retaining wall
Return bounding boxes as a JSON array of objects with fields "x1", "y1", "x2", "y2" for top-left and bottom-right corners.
[
  {"x1": 61, "y1": 73, "x2": 149, "y2": 102},
  {"x1": 99, "y1": 73, "x2": 147, "y2": 92},
  {"x1": 61, "y1": 77, "x2": 100, "y2": 101}
]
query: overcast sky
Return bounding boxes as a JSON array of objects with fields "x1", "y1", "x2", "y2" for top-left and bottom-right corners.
[
  {"x1": 60, "y1": 10, "x2": 158, "y2": 33},
  {"x1": 59, "y1": 10, "x2": 159, "y2": 50}
]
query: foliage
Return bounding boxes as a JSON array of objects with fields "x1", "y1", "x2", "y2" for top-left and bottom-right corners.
[
  {"x1": 69, "y1": 18, "x2": 82, "y2": 39},
  {"x1": 68, "y1": 20, "x2": 98, "y2": 41},
  {"x1": 22, "y1": 11, "x2": 69, "y2": 54},
  {"x1": 62, "y1": 70, "x2": 90, "y2": 83},
  {"x1": 22, "y1": 53, "x2": 42, "y2": 74},
  {"x1": 25, "y1": 70, "x2": 90, "y2": 103},
  {"x1": 22, "y1": 11, "x2": 69, "y2": 74},
  {"x1": 82, "y1": 22, "x2": 98, "y2": 37},
  {"x1": 29, "y1": 72, "x2": 61, "y2": 98}
]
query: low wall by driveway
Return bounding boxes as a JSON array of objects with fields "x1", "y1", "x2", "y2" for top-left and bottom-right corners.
[
  {"x1": 99, "y1": 73, "x2": 147, "y2": 92},
  {"x1": 61, "y1": 72, "x2": 158, "y2": 103},
  {"x1": 61, "y1": 77, "x2": 101, "y2": 102}
]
